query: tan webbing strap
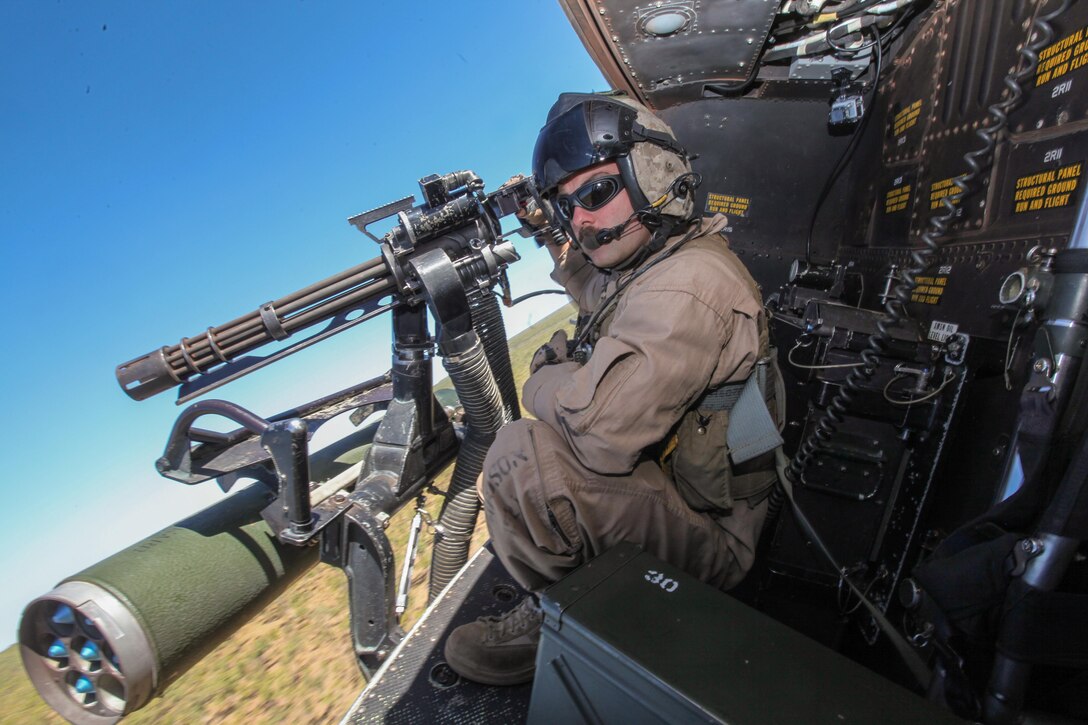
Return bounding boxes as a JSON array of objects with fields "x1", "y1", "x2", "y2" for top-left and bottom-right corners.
[
  {"x1": 697, "y1": 381, "x2": 746, "y2": 411},
  {"x1": 727, "y1": 359, "x2": 784, "y2": 464}
]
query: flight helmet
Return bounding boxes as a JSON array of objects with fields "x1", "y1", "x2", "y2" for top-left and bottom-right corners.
[{"x1": 532, "y1": 92, "x2": 697, "y2": 240}]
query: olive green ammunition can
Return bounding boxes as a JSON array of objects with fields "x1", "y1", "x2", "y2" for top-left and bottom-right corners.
[{"x1": 19, "y1": 423, "x2": 375, "y2": 724}]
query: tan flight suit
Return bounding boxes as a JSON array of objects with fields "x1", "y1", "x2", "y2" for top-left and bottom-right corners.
[{"x1": 481, "y1": 214, "x2": 774, "y2": 593}]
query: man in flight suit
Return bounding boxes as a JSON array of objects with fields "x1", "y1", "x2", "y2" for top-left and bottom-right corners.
[{"x1": 444, "y1": 92, "x2": 778, "y2": 686}]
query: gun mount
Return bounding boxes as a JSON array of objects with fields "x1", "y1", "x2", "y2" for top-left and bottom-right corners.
[{"x1": 20, "y1": 171, "x2": 547, "y2": 722}]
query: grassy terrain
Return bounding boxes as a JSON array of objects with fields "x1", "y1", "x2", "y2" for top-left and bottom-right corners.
[{"x1": 1, "y1": 303, "x2": 575, "y2": 725}]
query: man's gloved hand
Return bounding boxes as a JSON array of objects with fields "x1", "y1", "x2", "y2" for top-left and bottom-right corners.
[
  {"x1": 502, "y1": 173, "x2": 562, "y2": 247},
  {"x1": 530, "y1": 330, "x2": 569, "y2": 374},
  {"x1": 517, "y1": 198, "x2": 549, "y2": 232}
]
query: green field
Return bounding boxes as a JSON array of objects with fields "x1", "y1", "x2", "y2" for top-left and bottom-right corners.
[{"x1": 1, "y1": 303, "x2": 575, "y2": 725}]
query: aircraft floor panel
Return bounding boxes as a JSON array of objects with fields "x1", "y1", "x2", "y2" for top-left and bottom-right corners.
[{"x1": 344, "y1": 545, "x2": 532, "y2": 724}]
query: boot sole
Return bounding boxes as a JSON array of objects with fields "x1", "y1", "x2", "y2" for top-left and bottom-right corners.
[{"x1": 443, "y1": 649, "x2": 536, "y2": 687}]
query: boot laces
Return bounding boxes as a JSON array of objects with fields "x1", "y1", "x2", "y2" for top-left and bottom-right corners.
[{"x1": 484, "y1": 597, "x2": 541, "y2": 643}]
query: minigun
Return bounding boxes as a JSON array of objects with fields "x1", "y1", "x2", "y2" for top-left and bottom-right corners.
[
  {"x1": 20, "y1": 171, "x2": 548, "y2": 723},
  {"x1": 116, "y1": 169, "x2": 530, "y2": 404}
]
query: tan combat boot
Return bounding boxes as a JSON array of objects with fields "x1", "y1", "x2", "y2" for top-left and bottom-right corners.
[{"x1": 443, "y1": 596, "x2": 542, "y2": 685}]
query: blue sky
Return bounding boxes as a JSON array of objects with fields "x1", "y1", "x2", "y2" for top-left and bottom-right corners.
[{"x1": 0, "y1": 2, "x2": 605, "y2": 647}]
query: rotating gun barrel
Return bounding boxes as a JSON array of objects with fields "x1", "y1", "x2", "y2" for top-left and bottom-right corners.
[{"x1": 115, "y1": 171, "x2": 541, "y2": 404}]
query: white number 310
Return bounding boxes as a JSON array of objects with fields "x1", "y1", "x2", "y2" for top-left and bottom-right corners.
[{"x1": 644, "y1": 570, "x2": 679, "y2": 593}]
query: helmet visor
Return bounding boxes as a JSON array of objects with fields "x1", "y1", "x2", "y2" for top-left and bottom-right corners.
[{"x1": 532, "y1": 99, "x2": 635, "y2": 196}]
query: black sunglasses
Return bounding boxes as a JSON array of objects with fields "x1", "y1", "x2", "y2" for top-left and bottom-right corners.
[{"x1": 554, "y1": 175, "x2": 625, "y2": 220}]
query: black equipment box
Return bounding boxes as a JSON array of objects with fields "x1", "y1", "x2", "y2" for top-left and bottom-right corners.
[{"x1": 529, "y1": 542, "x2": 962, "y2": 724}]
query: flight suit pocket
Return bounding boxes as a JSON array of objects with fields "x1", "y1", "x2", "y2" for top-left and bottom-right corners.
[
  {"x1": 672, "y1": 408, "x2": 734, "y2": 514},
  {"x1": 545, "y1": 497, "x2": 583, "y2": 556}
]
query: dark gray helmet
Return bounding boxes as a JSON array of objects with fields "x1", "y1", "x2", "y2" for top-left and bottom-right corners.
[{"x1": 532, "y1": 93, "x2": 695, "y2": 225}]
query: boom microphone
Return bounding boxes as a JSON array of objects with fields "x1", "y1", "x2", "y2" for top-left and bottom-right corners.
[
  {"x1": 586, "y1": 211, "x2": 641, "y2": 250},
  {"x1": 594, "y1": 219, "x2": 631, "y2": 247}
]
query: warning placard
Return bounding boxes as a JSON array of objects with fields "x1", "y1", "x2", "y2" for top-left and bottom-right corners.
[
  {"x1": 705, "y1": 192, "x2": 751, "y2": 218},
  {"x1": 1036, "y1": 26, "x2": 1088, "y2": 86},
  {"x1": 892, "y1": 99, "x2": 922, "y2": 137},
  {"x1": 929, "y1": 177, "x2": 965, "y2": 210},
  {"x1": 911, "y1": 275, "x2": 948, "y2": 305},
  {"x1": 884, "y1": 183, "x2": 912, "y2": 214},
  {"x1": 1013, "y1": 162, "x2": 1082, "y2": 213},
  {"x1": 928, "y1": 320, "x2": 959, "y2": 343}
]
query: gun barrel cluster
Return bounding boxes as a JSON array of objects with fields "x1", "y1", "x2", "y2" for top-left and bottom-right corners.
[{"x1": 116, "y1": 255, "x2": 395, "y2": 400}]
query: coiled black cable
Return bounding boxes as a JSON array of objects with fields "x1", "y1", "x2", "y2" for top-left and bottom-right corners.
[{"x1": 767, "y1": 0, "x2": 1071, "y2": 525}]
